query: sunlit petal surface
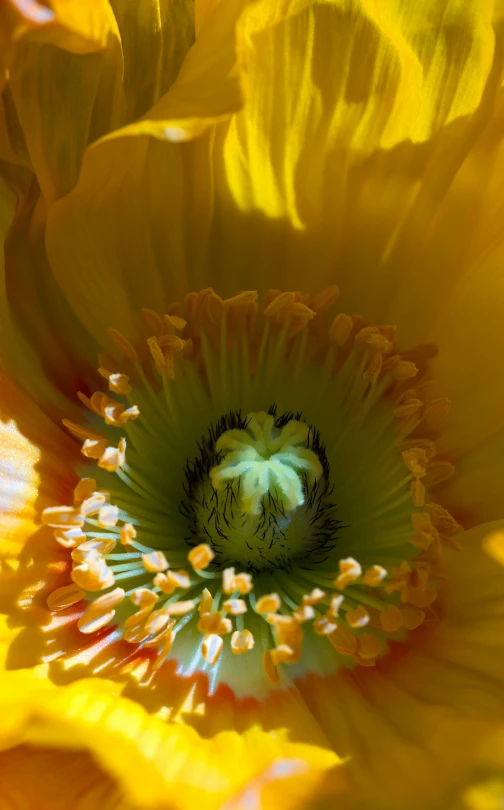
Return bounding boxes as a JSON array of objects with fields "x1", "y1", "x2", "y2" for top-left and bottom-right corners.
[{"x1": 1, "y1": 1, "x2": 504, "y2": 809}]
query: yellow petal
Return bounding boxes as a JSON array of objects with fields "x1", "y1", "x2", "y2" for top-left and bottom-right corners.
[
  {"x1": 0, "y1": 674, "x2": 346, "y2": 810},
  {"x1": 0, "y1": 369, "x2": 77, "y2": 667},
  {"x1": 295, "y1": 519, "x2": 504, "y2": 809},
  {"x1": 0, "y1": 0, "x2": 115, "y2": 95},
  {"x1": 0, "y1": 744, "x2": 130, "y2": 810},
  {"x1": 222, "y1": 0, "x2": 495, "y2": 227},
  {"x1": 46, "y1": 132, "x2": 214, "y2": 347},
  {"x1": 7, "y1": 4, "x2": 122, "y2": 202},
  {"x1": 111, "y1": 0, "x2": 195, "y2": 124}
]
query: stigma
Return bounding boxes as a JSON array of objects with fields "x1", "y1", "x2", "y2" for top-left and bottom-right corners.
[{"x1": 42, "y1": 287, "x2": 463, "y2": 692}]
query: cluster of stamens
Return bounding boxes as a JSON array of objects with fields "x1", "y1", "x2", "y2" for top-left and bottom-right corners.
[{"x1": 41, "y1": 286, "x2": 464, "y2": 688}]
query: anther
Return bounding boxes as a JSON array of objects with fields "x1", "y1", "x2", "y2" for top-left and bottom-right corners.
[
  {"x1": 188, "y1": 543, "x2": 215, "y2": 571},
  {"x1": 346, "y1": 606, "x2": 370, "y2": 628},
  {"x1": 142, "y1": 551, "x2": 169, "y2": 573},
  {"x1": 202, "y1": 634, "x2": 223, "y2": 665},
  {"x1": 231, "y1": 629, "x2": 255, "y2": 654},
  {"x1": 255, "y1": 593, "x2": 281, "y2": 614},
  {"x1": 334, "y1": 557, "x2": 362, "y2": 589}
]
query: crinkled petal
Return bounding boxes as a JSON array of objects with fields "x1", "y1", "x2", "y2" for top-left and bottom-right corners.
[{"x1": 0, "y1": 674, "x2": 345, "y2": 810}]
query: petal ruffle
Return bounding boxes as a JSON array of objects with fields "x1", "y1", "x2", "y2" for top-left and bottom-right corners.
[{"x1": 0, "y1": 674, "x2": 345, "y2": 810}]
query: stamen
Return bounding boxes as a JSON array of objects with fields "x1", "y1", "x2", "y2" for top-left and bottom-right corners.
[
  {"x1": 202, "y1": 634, "x2": 224, "y2": 665},
  {"x1": 43, "y1": 286, "x2": 454, "y2": 687},
  {"x1": 231, "y1": 629, "x2": 255, "y2": 654}
]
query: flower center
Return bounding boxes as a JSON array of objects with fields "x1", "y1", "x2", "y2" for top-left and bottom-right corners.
[
  {"x1": 43, "y1": 287, "x2": 462, "y2": 693},
  {"x1": 183, "y1": 409, "x2": 337, "y2": 574}
]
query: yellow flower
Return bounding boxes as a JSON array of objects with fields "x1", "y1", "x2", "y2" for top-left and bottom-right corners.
[{"x1": 2, "y1": 0, "x2": 504, "y2": 808}]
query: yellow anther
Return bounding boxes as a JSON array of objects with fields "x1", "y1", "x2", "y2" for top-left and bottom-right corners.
[
  {"x1": 157, "y1": 334, "x2": 186, "y2": 352},
  {"x1": 47, "y1": 583, "x2": 85, "y2": 611},
  {"x1": 89, "y1": 587, "x2": 125, "y2": 612},
  {"x1": 255, "y1": 593, "x2": 281, "y2": 614},
  {"x1": 270, "y1": 644, "x2": 296, "y2": 666},
  {"x1": 98, "y1": 437, "x2": 126, "y2": 472},
  {"x1": 81, "y1": 437, "x2": 108, "y2": 459},
  {"x1": 328, "y1": 595, "x2": 344, "y2": 617},
  {"x1": 124, "y1": 607, "x2": 152, "y2": 628},
  {"x1": 145, "y1": 626, "x2": 176, "y2": 649},
  {"x1": 210, "y1": 411, "x2": 322, "y2": 515},
  {"x1": 402, "y1": 448, "x2": 428, "y2": 478},
  {"x1": 80, "y1": 492, "x2": 108, "y2": 517},
  {"x1": 144, "y1": 609, "x2": 173, "y2": 636},
  {"x1": 402, "y1": 606, "x2": 426, "y2": 630},
  {"x1": 264, "y1": 291, "x2": 296, "y2": 318},
  {"x1": 198, "y1": 611, "x2": 232, "y2": 635},
  {"x1": 302, "y1": 588, "x2": 326, "y2": 606},
  {"x1": 53, "y1": 527, "x2": 86, "y2": 548},
  {"x1": 130, "y1": 588, "x2": 158, "y2": 607},
  {"x1": 198, "y1": 611, "x2": 223, "y2": 634},
  {"x1": 147, "y1": 336, "x2": 167, "y2": 373},
  {"x1": 154, "y1": 570, "x2": 190, "y2": 594},
  {"x1": 425, "y1": 503, "x2": 463, "y2": 538},
  {"x1": 267, "y1": 613, "x2": 297, "y2": 630},
  {"x1": 423, "y1": 397, "x2": 451, "y2": 427},
  {"x1": 73, "y1": 478, "x2": 97, "y2": 504},
  {"x1": 77, "y1": 608, "x2": 116, "y2": 634},
  {"x1": 357, "y1": 633, "x2": 384, "y2": 661},
  {"x1": 71, "y1": 554, "x2": 115, "y2": 592},
  {"x1": 165, "y1": 600, "x2": 196, "y2": 616},
  {"x1": 391, "y1": 360, "x2": 418, "y2": 381},
  {"x1": 222, "y1": 567, "x2": 236, "y2": 594},
  {"x1": 262, "y1": 650, "x2": 280, "y2": 684},
  {"x1": 99, "y1": 371, "x2": 132, "y2": 395},
  {"x1": 188, "y1": 543, "x2": 215, "y2": 571},
  {"x1": 164, "y1": 313, "x2": 187, "y2": 332},
  {"x1": 291, "y1": 605, "x2": 313, "y2": 623},
  {"x1": 120, "y1": 523, "x2": 137, "y2": 546},
  {"x1": 42, "y1": 506, "x2": 84, "y2": 528},
  {"x1": 98, "y1": 504, "x2": 119, "y2": 528},
  {"x1": 222, "y1": 567, "x2": 253, "y2": 595},
  {"x1": 354, "y1": 326, "x2": 391, "y2": 354},
  {"x1": 393, "y1": 399, "x2": 423, "y2": 421},
  {"x1": 334, "y1": 557, "x2": 362, "y2": 589},
  {"x1": 328, "y1": 625, "x2": 357, "y2": 657},
  {"x1": 223, "y1": 599, "x2": 247, "y2": 615},
  {"x1": 380, "y1": 605, "x2": 403, "y2": 633},
  {"x1": 313, "y1": 616, "x2": 338, "y2": 635},
  {"x1": 72, "y1": 538, "x2": 116, "y2": 558},
  {"x1": 199, "y1": 588, "x2": 213, "y2": 615},
  {"x1": 142, "y1": 551, "x2": 169, "y2": 573},
  {"x1": 346, "y1": 606, "x2": 370, "y2": 628},
  {"x1": 202, "y1": 634, "x2": 223, "y2": 665},
  {"x1": 362, "y1": 565, "x2": 387, "y2": 587},
  {"x1": 404, "y1": 586, "x2": 437, "y2": 608},
  {"x1": 329, "y1": 313, "x2": 353, "y2": 346},
  {"x1": 231, "y1": 629, "x2": 255, "y2": 654},
  {"x1": 124, "y1": 626, "x2": 151, "y2": 645}
]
